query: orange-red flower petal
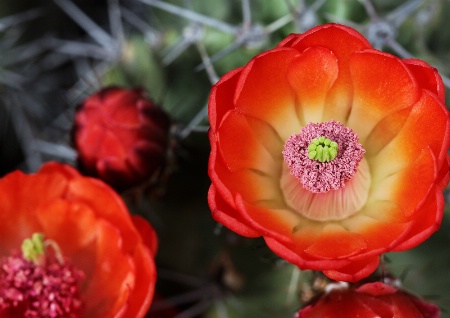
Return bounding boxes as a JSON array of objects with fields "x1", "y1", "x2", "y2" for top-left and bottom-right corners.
[
  {"x1": 233, "y1": 48, "x2": 301, "y2": 140},
  {"x1": 403, "y1": 58, "x2": 445, "y2": 103},
  {"x1": 347, "y1": 50, "x2": 420, "y2": 142},
  {"x1": 286, "y1": 46, "x2": 338, "y2": 124},
  {"x1": 208, "y1": 185, "x2": 259, "y2": 238},
  {"x1": 280, "y1": 23, "x2": 372, "y2": 123}
]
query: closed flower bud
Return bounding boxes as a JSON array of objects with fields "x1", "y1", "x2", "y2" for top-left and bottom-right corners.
[
  {"x1": 73, "y1": 87, "x2": 170, "y2": 190},
  {"x1": 295, "y1": 281, "x2": 440, "y2": 318}
]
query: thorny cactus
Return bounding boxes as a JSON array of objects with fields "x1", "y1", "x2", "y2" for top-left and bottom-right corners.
[{"x1": 1, "y1": 0, "x2": 449, "y2": 317}]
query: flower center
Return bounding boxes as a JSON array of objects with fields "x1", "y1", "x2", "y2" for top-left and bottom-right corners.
[
  {"x1": 0, "y1": 233, "x2": 84, "y2": 317},
  {"x1": 307, "y1": 136, "x2": 338, "y2": 162},
  {"x1": 282, "y1": 120, "x2": 365, "y2": 193}
]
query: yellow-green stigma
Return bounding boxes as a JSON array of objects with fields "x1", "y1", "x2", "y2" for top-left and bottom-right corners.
[
  {"x1": 21, "y1": 232, "x2": 45, "y2": 264},
  {"x1": 307, "y1": 136, "x2": 338, "y2": 162}
]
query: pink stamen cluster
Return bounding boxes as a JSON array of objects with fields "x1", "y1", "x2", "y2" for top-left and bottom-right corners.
[
  {"x1": 282, "y1": 120, "x2": 365, "y2": 193},
  {"x1": 0, "y1": 252, "x2": 84, "y2": 318}
]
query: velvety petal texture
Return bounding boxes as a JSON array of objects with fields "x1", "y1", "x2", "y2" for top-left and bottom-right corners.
[
  {"x1": 208, "y1": 23, "x2": 450, "y2": 282},
  {"x1": 0, "y1": 162, "x2": 157, "y2": 318},
  {"x1": 295, "y1": 282, "x2": 440, "y2": 318}
]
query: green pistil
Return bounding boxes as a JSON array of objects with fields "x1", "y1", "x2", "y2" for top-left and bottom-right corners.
[
  {"x1": 21, "y1": 233, "x2": 45, "y2": 264},
  {"x1": 307, "y1": 136, "x2": 338, "y2": 162}
]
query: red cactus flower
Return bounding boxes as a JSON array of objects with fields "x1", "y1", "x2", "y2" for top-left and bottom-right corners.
[
  {"x1": 208, "y1": 23, "x2": 450, "y2": 282},
  {"x1": 73, "y1": 87, "x2": 170, "y2": 190},
  {"x1": 0, "y1": 162, "x2": 157, "y2": 317},
  {"x1": 295, "y1": 281, "x2": 440, "y2": 318}
]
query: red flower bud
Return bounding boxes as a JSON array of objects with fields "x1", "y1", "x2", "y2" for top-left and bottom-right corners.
[
  {"x1": 295, "y1": 281, "x2": 440, "y2": 318},
  {"x1": 73, "y1": 87, "x2": 170, "y2": 190}
]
